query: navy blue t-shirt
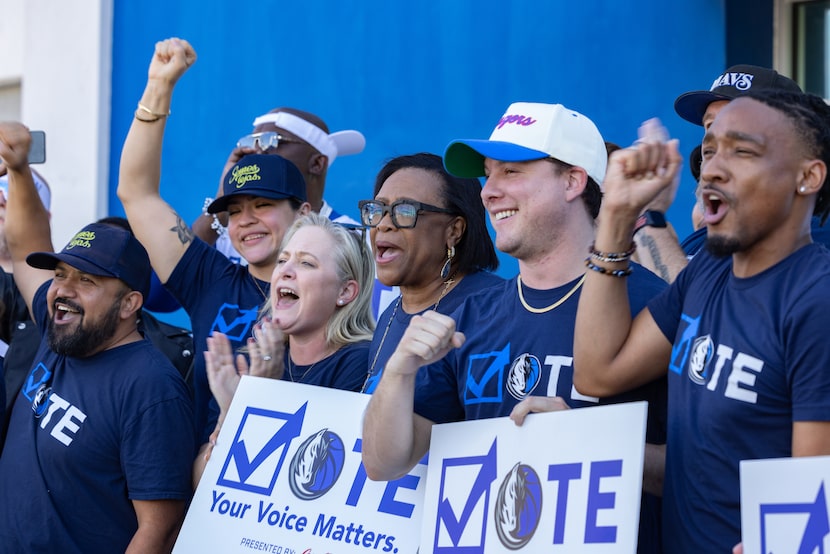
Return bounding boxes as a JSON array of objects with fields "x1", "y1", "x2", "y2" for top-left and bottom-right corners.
[
  {"x1": 364, "y1": 270, "x2": 504, "y2": 394},
  {"x1": 413, "y1": 265, "x2": 668, "y2": 554},
  {"x1": 0, "y1": 282, "x2": 195, "y2": 553},
  {"x1": 648, "y1": 244, "x2": 830, "y2": 553},
  {"x1": 283, "y1": 341, "x2": 370, "y2": 392},
  {"x1": 165, "y1": 238, "x2": 269, "y2": 444}
]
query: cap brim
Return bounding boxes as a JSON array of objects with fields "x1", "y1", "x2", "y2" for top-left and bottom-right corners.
[
  {"x1": 207, "y1": 190, "x2": 295, "y2": 214},
  {"x1": 26, "y1": 251, "x2": 117, "y2": 279},
  {"x1": 674, "y1": 91, "x2": 734, "y2": 126},
  {"x1": 444, "y1": 140, "x2": 549, "y2": 178},
  {"x1": 330, "y1": 130, "x2": 366, "y2": 156}
]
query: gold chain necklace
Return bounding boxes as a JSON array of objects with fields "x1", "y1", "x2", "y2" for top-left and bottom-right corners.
[
  {"x1": 361, "y1": 273, "x2": 458, "y2": 393},
  {"x1": 250, "y1": 274, "x2": 268, "y2": 302},
  {"x1": 516, "y1": 274, "x2": 585, "y2": 314}
]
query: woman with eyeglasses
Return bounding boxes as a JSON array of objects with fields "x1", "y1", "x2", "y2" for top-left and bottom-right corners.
[
  {"x1": 359, "y1": 153, "x2": 502, "y2": 393},
  {"x1": 193, "y1": 212, "x2": 375, "y2": 484}
]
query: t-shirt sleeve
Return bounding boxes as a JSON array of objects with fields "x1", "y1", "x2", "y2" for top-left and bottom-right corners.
[
  {"x1": 413, "y1": 353, "x2": 465, "y2": 424},
  {"x1": 785, "y1": 285, "x2": 830, "y2": 423},
  {"x1": 121, "y1": 370, "x2": 195, "y2": 500},
  {"x1": 164, "y1": 238, "x2": 234, "y2": 313}
]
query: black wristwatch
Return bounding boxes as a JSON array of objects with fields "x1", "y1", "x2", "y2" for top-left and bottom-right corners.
[{"x1": 633, "y1": 210, "x2": 667, "y2": 235}]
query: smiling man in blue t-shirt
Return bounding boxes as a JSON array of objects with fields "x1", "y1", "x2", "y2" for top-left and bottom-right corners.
[
  {"x1": 0, "y1": 122, "x2": 194, "y2": 553},
  {"x1": 362, "y1": 101, "x2": 669, "y2": 553}
]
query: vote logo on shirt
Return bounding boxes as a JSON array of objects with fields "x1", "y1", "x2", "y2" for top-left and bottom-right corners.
[{"x1": 210, "y1": 303, "x2": 259, "y2": 342}]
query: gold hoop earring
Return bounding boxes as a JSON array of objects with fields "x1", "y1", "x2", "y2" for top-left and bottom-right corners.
[{"x1": 440, "y1": 246, "x2": 456, "y2": 280}]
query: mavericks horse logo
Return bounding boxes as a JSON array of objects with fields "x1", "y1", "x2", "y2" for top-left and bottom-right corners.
[
  {"x1": 288, "y1": 428, "x2": 346, "y2": 500},
  {"x1": 688, "y1": 335, "x2": 715, "y2": 386},
  {"x1": 506, "y1": 353, "x2": 541, "y2": 400},
  {"x1": 495, "y1": 462, "x2": 543, "y2": 549}
]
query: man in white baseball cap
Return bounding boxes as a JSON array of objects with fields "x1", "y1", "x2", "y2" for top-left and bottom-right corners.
[{"x1": 362, "y1": 102, "x2": 669, "y2": 553}]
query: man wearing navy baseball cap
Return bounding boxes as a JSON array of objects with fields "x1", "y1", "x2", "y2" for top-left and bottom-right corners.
[
  {"x1": 632, "y1": 65, "x2": 819, "y2": 283},
  {"x1": 363, "y1": 102, "x2": 669, "y2": 553},
  {"x1": 0, "y1": 121, "x2": 194, "y2": 552}
]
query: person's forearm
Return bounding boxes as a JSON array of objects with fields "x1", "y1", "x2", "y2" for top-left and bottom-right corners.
[
  {"x1": 573, "y1": 204, "x2": 639, "y2": 396},
  {"x1": 125, "y1": 519, "x2": 181, "y2": 554},
  {"x1": 6, "y1": 166, "x2": 51, "y2": 260},
  {"x1": 117, "y1": 79, "x2": 174, "y2": 207},
  {"x1": 633, "y1": 224, "x2": 688, "y2": 283},
  {"x1": 362, "y1": 370, "x2": 426, "y2": 481}
]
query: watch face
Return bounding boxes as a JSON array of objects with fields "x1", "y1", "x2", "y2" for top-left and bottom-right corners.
[{"x1": 644, "y1": 210, "x2": 667, "y2": 228}]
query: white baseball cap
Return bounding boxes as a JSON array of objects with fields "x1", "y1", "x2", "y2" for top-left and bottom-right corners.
[
  {"x1": 444, "y1": 102, "x2": 607, "y2": 185},
  {"x1": 252, "y1": 111, "x2": 365, "y2": 166}
]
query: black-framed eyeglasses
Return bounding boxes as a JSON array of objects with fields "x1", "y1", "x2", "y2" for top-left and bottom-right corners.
[
  {"x1": 358, "y1": 199, "x2": 455, "y2": 229},
  {"x1": 237, "y1": 132, "x2": 303, "y2": 152}
]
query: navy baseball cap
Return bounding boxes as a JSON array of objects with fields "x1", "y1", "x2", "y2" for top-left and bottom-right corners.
[
  {"x1": 27, "y1": 222, "x2": 151, "y2": 297},
  {"x1": 207, "y1": 154, "x2": 307, "y2": 214},
  {"x1": 674, "y1": 64, "x2": 802, "y2": 125}
]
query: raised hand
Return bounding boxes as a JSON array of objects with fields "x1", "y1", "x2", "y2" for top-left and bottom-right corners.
[
  {"x1": 602, "y1": 119, "x2": 683, "y2": 220},
  {"x1": 385, "y1": 311, "x2": 465, "y2": 378},
  {"x1": 204, "y1": 332, "x2": 242, "y2": 418},
  {"x1": 0, "y1": 122, "x2": 32, "y2": 171},
  {"x1": 147, "y1": 37, "x2": 197, "y2": 87},
  {"x1": 247, "y1": 318, "x2": 286, "y2": 380}
]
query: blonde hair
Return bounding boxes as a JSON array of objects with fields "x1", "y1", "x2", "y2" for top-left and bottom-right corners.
[{"x1": 261, "y1": 213, "x2": 375, "y2": 348}]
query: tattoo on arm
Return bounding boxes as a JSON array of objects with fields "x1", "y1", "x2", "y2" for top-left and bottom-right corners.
[
  {"x1": 640, "y1": 234, "x2": 671, "y2": 282},
  {"x1": 170, "y1": 214, "x2": 194, "y2": 245}
]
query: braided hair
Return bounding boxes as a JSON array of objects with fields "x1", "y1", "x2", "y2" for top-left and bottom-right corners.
[{"x1": 743, "y1": 88, "x2": 830, "y2": 223}]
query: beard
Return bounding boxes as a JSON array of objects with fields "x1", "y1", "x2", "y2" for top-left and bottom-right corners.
[
  {"x1": 705, "y1": 235, "x2": 742, "y2": 258},
  {"x1": 47, "y1": 296, "x2": 123, "y2": 357}
]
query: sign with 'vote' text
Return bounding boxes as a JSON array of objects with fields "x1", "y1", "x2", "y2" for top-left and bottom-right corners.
[
  {"x1": 175, "y1": 376, "x2": 426, "y2": 554},
  {"x1": 420, "y1": 402, "x2": 648, "y2": 553},
  {"x1": 740, "y1": 455, "x2": 830, "y2": 554}
]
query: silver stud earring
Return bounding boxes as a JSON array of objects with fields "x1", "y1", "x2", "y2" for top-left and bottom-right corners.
[
  {"x1": 337, "y1": 300, "x2": 344, "y2": 305},
  {"x1": 800, "y1": 186, "x2": 807, "y2": 193}
]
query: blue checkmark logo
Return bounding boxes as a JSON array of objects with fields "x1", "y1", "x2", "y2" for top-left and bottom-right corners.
[
  {"x1": 217, "y1": 403, "x2": 307, "y2": 495},
  {"x1": 434, "y1": 439, "x2": 498, "y2": 552}
]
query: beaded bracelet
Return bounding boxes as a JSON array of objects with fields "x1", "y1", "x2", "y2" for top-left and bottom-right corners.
[
  {"x1": 585, "y1": 258, "x2": 633, "y2": 277},
  {"x1": 134, "y1": 103, "x2": 171, "y2": 123},
  {"x1": 589, "y1": 242, "x2": 637, "y2": 263},
  {"x1": 202, "y1": 197, "x2": 226, "y2": 236}
]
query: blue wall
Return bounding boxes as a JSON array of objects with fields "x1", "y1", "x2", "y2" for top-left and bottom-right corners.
[{"x1": 110, "y1": 1, "x2": 725, "y2": 322}]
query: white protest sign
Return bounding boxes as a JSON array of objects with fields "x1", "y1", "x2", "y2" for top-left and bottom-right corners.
[
  {"x1": 740, "y1": 455, "x2": 830, "y2": 554},
  {"x1": 419, "y1": 402, "x2": 647, "y2": 553},
  {"x1": 175, "y1": 376, "x2": 426, "y2": 554}
]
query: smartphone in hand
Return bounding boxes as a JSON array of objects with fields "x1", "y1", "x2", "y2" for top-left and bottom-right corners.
[{"x1": 27, "y1": 131, "x2": 46, "y2": 164}]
